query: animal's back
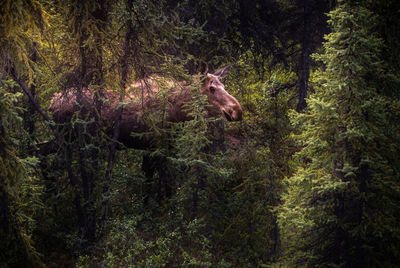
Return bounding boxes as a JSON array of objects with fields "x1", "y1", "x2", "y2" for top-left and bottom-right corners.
[{"x1": 49, "y1": 77, "x2": 190, "y2": 133}]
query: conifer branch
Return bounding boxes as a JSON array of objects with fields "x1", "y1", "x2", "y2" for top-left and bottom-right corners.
[{"x1": 7, "y1": 63, "x2": 60, "y2": 141}]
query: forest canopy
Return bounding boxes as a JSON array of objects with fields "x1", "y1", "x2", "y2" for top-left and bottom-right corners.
[{"x1": 1, "y1": 0, "x2": 400, "y2": 267}]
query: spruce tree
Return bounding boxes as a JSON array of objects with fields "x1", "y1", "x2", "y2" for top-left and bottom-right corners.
[
  {"x1": 0, "y1": 85, "x2": 45, "y2": 267},
  {"x1": 278, "y1": 1, "x2": 400, "y2": 267}
]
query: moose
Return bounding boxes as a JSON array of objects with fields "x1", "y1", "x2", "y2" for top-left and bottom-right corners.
[
  {"x1": 41, "y1": 66, "x2": 243, "y2": 206},
  {"x1": 48, "y1": 66, "x2": 242, "y2": 148}
]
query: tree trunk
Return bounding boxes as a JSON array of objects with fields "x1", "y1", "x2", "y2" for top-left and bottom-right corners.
[{"x1": 297, "y1": 0, "x2": 311, "y2": 112}]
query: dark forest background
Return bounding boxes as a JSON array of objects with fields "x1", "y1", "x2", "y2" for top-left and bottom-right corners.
[{"x1": 1, "y1": 0, "x2": 400, "y2": 267}]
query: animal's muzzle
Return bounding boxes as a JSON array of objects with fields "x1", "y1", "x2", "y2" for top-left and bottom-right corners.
[
  {"x1": 223, "y1": 106, "x2": 243, "y2": 121},
  {"x1": 223, "y1": 110, "x2": 233, "y2": 121}
]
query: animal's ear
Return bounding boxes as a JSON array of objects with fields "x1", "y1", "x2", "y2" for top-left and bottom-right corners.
[
  {"x1": 197, "y1": 61, "x2": 209, "y2": 75},
  {"x1": 213, "y1": 65, "x2": 231, "y2": 78}
]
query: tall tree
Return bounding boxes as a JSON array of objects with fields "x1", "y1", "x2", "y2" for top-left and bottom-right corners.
[
  {"x1": 49, "y1": 0, "x2": 113, "y2": 247},
  {"x1": 0, "y1": 1, "x2": 47, "y2": 266},
  {"x1": 278, "y1": 1, "x2": 400, "y2": 266},
  {"x1": 0, "y1": 86, "x2": 45, "y2": 267},
  {"x1": 277, "y1": 0, "x2": 333, "y2": 111}
]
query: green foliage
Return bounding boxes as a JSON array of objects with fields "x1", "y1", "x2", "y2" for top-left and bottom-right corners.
[
  {"x1": 2, "y1": 0, "x2": 399, "y2": 267},
  {"x1": 278, "y1": 1, "x2": 400, "y2": 267},
  {"x1": 76, "y1": 62, "x2": 295, "y2": 267},
  {"x1": 213, "y1": 63, "x2": 295, "y2": 266},
  {"x1": 80, "y1": 215, "x2": 214, "y2": 267},
  {"x1": 0, "y1": 82, "x2": 45, "y2": 267},
  {"x1": 0, "y1": 0, "x2": 46, "y2": 88}
]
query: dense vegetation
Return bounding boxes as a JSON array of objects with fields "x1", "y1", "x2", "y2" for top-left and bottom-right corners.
[{"x1": 1, "y1": 0, "x2": 399, "y2": 267}]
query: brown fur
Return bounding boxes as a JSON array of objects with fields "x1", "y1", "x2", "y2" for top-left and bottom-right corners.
[{"x1": 49, "y1": 67, "x2": 242, "y2": 147}]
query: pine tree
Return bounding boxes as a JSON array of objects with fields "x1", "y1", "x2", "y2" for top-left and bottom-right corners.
[
  {"x1": 278, "y1": 1, "x2": 400, "y2": 266},
  {"x1": 0, "y1": 84, "x2": 45, "y2": 267}
]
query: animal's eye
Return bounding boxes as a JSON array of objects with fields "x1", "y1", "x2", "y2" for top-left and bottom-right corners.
[{"x1": 210, "y1": 86, "x2": 216, "y2": 93}]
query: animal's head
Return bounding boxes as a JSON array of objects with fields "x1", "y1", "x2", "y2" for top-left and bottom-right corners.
[{"x1": 201, "y1": 66, "x2": 243, "y2": 121}]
